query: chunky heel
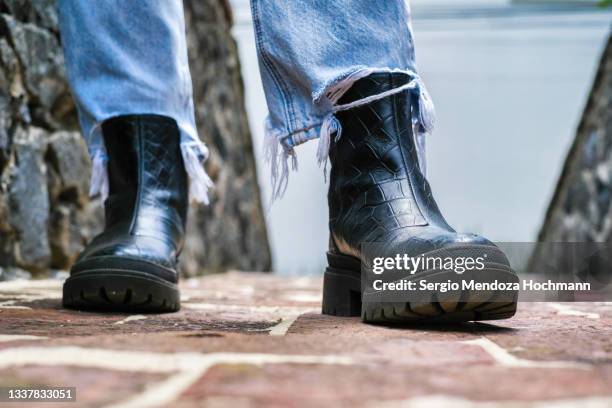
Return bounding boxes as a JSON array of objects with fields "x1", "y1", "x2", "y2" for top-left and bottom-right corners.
[{"x1": 322, "y1": 268, "x2": 362, "y2": 316}]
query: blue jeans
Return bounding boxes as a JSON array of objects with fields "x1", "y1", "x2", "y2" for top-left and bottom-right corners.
[{"x1": 57, "y1": 0, "x2": 434, "y2": 204}]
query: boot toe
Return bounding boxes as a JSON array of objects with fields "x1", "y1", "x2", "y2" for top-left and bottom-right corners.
[
  {"x1": 453, "y1": 232, "x2": 494, "y2": 246},
  {"x1": 65, "y1": 237, "x2": 180, "y2": 313},
  {"x1": 80, "y1": 238, "x2": 177, "y2": 269}
]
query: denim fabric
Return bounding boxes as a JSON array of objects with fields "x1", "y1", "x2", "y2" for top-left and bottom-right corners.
[
  {"x1": 57, "y1": 0, "x2": 433, "y2": 203},
  {"x1": 253, "y1": 0, "x2": 434, "y2": 199},
  {"x1": 57, "y1": 0, "x2": 212, "y2": 203},
  {"x1": 251, "y1": 0, "x2": 416, "y2": 144}
]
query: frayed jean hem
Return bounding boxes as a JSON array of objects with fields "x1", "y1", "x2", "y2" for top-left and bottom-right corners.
[
  {"x1": 263, "y1": 67, "x2": 435, "y2": 203},
  {"x1": 86, "y1": 112, "x2": 213, "y2": 206}
]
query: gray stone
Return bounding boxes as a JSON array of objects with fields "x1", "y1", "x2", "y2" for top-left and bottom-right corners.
[
  {"x1": 0, "y1": 38, "x2": 23, "y2": 160},
  {"x1": 29, "y1": 0, "x2": 58, "y2": 30},
  {"x1": 2, "y1": 0, "x2": 58, "y2": 29},
  {"x1": 0, "y1": 13, "x2": 68, "y2": 125},
  {"x1": 47, "y1": 131, "x2": 91, "y2": 205},
  {"x1": 1, "y1": 0, "x2": 33, "y2": 23},
  {"x1": 182, "y1": 0, "x2": 272, "y2": 275},
  {"x1": 48, "y1": 203, "x2": 81, "y2": 269},
  {"x1": 7, "y1": 126, "x2": 50, "y2": 271},
  {"x1": 0, "y1": 37, "x2": 24, "y2": 98},
  {"x1": 0, "y1": 265, "x2": 31, "y2": 281}
]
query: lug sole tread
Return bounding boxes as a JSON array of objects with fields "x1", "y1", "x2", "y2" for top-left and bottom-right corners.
[{"x1": 63, "y1": 272, "x2": 180, "y2": 313}]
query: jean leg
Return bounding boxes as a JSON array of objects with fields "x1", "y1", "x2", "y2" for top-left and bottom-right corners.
[
  {"x1": 250, "y1": 0, "x2": 434, "y2": 199},
  {"x1": 57, "y1": 0, "x2": 212, "y2": 204}
]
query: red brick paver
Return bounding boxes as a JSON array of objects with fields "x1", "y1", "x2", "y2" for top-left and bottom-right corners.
[{"x1": 0, "y1": 272, "x2": 610, "y2": 407}]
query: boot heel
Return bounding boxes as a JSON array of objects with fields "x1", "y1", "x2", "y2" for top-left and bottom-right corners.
[{"x1": 322, "y1": 268, "x2": 361, "y2": 316}]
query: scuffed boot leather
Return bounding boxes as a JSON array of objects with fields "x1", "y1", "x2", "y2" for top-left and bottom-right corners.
[
  {"x1": 322, "y1": 73, "x2": 518, "y2": 322},
  {"x1": 63, "y1": 115, "x2": 187, "y2": 312}
]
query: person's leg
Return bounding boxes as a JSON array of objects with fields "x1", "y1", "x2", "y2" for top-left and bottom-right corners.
[
  {"x1": 252, "y1": 0, "x2": 518, "y2": 322},
  {"x1": 251, "y1": 0, "x2": 431, "y2": 197},
  {"x1": 58, "y1": 0, "x2": 211, "y2": 312}
]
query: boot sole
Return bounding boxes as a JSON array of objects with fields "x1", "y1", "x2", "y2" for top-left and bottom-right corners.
[
  {"x1": 63, "y1": 268, "x2": 180, "y2": 313},
  {"x1": 322, "y1": 248, "x2": 518, "y2": 324}
]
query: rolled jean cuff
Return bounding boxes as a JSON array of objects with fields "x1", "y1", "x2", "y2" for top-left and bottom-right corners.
[
  {"x1": 264, "y1": 67, "x2": 435, "y2": 202},
  {"x1": 86, "y1": 113, "x2": 213, "y2": 206}
]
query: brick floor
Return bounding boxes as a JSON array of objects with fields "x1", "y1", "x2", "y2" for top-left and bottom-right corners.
[{"x1": 0, "y1": 272, "x2": 611, "y2": 407}]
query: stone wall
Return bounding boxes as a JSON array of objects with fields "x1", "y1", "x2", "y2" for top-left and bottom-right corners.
[
  {"x1": 529, "y1": 34, "x2": 611, "y2": 268},
  {"x1": 181, "y1": 1, "x2": 271, "y2": 275},
  {"x1": 0, "y1": 0, "x2": 271, "y2": 280}
]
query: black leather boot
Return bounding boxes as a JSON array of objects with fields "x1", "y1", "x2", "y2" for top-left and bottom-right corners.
[
  {"x1": 322, "y1": 73, "x2": 518, "y2": 323},
  {"x1": 63, "y1": 115, "x2": 188, "y2": 312}
]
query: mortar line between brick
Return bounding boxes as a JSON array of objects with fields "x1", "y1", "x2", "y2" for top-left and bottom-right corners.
[
  {"x1": 0, "y1": 345, "x2": 357, "y2": 408},
  {"x1": 463, "y1": 337, "x2": 589, "y2": 370}
]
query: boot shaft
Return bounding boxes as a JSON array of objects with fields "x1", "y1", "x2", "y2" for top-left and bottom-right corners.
[
  {"x1": 102, "y1": 115, "x2": 188, "y2": 241},
  {"x1": 328, "y1": 73, "x2": 452, "y2": 253},
  {"x1": 330, "y1": 72, "x2": 421, "y2": 201}
]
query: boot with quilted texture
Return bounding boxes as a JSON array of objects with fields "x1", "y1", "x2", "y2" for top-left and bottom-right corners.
[
  {"x1": 63, "y1": 115, "x2": 187, "y2": 312},
  {"x1": 322, "y1": 73, "x2": 518, "y2": 323}
]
